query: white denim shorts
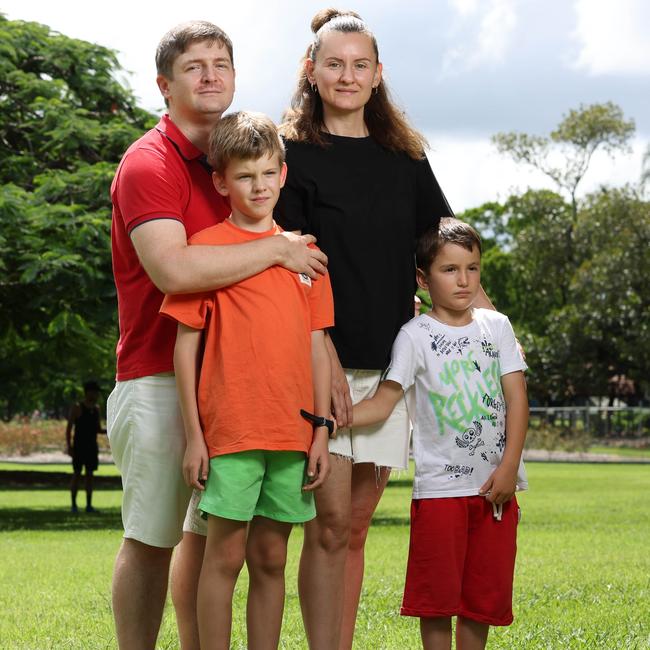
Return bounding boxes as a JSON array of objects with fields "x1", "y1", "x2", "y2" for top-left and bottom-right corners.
[
  {"x1": 107, "y1": 375, "x2": 192, "y2": 548},
  {"x1": 329, "y1": 369, "x2": 410, "y2": 470},
  {"x1": 183, "y1": 488, "x2": 208, "y2": 536}
]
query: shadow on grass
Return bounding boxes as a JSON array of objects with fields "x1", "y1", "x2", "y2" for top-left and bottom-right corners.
[
  {"x1": 0, "y1": 470, "x2": 122, "y2": 490},
  {"x1": 370, "y1": 516, "x2": 410, "y2": 527},
  {"x1": 386, "y1": 479, "x2": 414, "y2": 488},
  {"x1": 0, "y1": 506, "x2": 123, "y2": 531}
]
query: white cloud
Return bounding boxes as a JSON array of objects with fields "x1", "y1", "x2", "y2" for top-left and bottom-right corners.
[
  {"x1": 426, "y1": 133, "x2": 646, "y2": 212},
  {"x1": 441, "y1": 0, "x2": 517, "y2": 76},
  {"x1": 448, "y1": 0, "x2": 479, "y2": 17},
  {"x1": 572, "y1": 0, "x2": 650, "y2": 75}
]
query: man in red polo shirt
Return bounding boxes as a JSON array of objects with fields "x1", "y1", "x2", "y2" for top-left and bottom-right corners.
[{"x1": 108, "y1": 21, "x2": 327, "y2": 650}]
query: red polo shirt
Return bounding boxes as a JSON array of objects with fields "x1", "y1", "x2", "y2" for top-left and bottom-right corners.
[{"x1": 110, "y1": 115, "x2": 229, "y2": 381}]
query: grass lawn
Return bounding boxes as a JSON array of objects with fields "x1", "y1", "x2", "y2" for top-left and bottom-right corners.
[{"x1": 1, "y1": 463, "x2": 649, "y2": 649}]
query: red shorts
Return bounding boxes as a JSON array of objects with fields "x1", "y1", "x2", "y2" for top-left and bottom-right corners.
[{"x1": 400, "y1": 495, "x2": 519, "y2": 626}]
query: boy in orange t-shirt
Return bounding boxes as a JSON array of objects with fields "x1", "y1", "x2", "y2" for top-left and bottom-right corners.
[{"x1": 160, "y1": 112, "x2": 334, "y2": 650}]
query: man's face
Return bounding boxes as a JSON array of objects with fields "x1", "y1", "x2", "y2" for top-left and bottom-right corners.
[{"x1": 157, "y1": 40, "x2": 235, "y2": 123}]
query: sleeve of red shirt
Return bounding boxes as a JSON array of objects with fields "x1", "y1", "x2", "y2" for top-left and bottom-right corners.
[
  {"x1": 307, "y1": 248, "x2": 335, "y2": 331},
  {"x1": 114, "y1": 145, "x2": 188, "y2": 234}
]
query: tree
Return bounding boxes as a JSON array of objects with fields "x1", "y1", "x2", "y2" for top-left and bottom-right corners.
[
  {"x1": 0, "y1": 15, "x2": 156, "y2": 417},
  {"x1": 492, "y1": 103, "x2": 635, "y2": 222}
]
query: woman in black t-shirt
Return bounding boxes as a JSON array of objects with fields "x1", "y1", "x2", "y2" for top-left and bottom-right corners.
[{"x1": 276, "y1": 9, "x2": 453, "y2": 649}]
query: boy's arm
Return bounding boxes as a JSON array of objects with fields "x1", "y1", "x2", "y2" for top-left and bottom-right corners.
[
  {"x1": 479, "y1": 371, "x2": 528, "y2": 504},
  {"x1": 352, "y1": 381, "x2": 404, "y2": 428},
  {"x1": 130, "y1": 220, "x2": 327, "y2": 294},
  {"x1": 174, "y1": 322, "x2": 209, "y2": 490},
  {"x1": 304, "y1": 329, "x2": 331, "y2": 491}
]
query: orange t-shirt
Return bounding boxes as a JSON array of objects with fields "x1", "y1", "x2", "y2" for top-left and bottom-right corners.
[{"x1": 160, "y1": 219, "x2": 334, "y2": 458}]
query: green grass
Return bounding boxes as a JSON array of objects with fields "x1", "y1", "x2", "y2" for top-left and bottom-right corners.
[{"x1": 1, "y1": 464, "x2": 649, "y2": 649}]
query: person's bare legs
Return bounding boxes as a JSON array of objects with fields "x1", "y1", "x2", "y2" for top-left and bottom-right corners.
[
  {"x1": 85, "y1": 469, "x2": 94, "y2": 509},
  {"x1": 197, "y1": 516, "x2": 247, "y2": 650},
  {"x1": 246, "y1": 517, "x2": 293, "y2": 649},
  {"x1": 300, "y1": 455, "x2": 352, "y2": 649},
  {"x1": 70, "y1": 471, "x2": 81, "y2": 511},
  {"x1": 420, "y1": 616, "x2": 452, "y2": 650},
  {"x1": 456, "y1": 617, "x2": 489, "y2": 650},
  {"x1": 171, "y1": 531, "x2": 206, "y2": 650},
  {"x1": 112, "y1": 538, "x2": 173, "y2": 650},
  {"x1": 338, "y1": 464, "x2": 391, "y2": 650}
]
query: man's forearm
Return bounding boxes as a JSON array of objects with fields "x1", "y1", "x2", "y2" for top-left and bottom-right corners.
[
  {"x1": 134, "y1": 228, "x2": 286, "y2": 294},
  {"x1": 130, "y1": 219, "x2": 326, "y2": 295}
]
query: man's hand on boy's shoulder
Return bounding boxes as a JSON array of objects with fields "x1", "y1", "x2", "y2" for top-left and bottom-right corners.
[
  {"x1": 303, "y1": 430, "x2": 330, "y2": 491},
  {"x1": 277, "y1": 231, "x2": 328, "y2": 279}
]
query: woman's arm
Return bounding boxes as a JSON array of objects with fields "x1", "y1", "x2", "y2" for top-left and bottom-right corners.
[{"x1": 324, "y1": 331, "x2": 354, "y2": 428}]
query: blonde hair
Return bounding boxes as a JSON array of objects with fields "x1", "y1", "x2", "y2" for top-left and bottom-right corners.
[{"x1": 208, "y1": 112, "x2": 285, "y2": 175}]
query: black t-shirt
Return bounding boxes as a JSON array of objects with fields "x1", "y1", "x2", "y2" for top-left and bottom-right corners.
[{"x1": 275, "y1": 134, "x2": 453, "y2": 369}]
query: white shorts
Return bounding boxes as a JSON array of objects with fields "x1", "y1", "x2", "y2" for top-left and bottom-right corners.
[
  {"x1": 107, "y1": 375, "x2": 192, "y2": 548},
  {"x1": 329, "y1": 369, "x2": 410, "y2": 470},
  {"x1": 183, "y1": 488, "x2": 208, "y2": 536}
]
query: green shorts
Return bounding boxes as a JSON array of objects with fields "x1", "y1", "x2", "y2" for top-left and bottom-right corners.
[{"x1": 199, "y1": 450, "x2": 316, "y2": 523}]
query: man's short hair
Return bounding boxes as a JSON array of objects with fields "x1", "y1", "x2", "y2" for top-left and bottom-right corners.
[
  {"x1": 156, "y1": 21, "x2": 234, "y2": 78},
  {"x1": 416, "y1": 217, "x2": 482, "y2": 271},
  {"x1": 208, "y1": 112, "x2": 286, "y2": 175}
]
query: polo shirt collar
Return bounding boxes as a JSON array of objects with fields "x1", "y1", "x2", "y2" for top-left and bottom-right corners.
[{"x1": 156, "y1": 114, "x2": 204, "y2": 161}]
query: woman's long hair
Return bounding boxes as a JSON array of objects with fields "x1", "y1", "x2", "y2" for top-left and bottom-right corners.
[{"x1": 280, "y1": 8, "x2": 429, "y2": 161}]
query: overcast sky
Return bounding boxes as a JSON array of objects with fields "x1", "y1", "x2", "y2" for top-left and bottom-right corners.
[{"x1": 3, "y1": 0, "x2": 649, "y2": 210}]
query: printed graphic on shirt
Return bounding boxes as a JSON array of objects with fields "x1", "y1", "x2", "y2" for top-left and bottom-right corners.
[
  {"x1": 416, "y1": 318, "x2": 508, "y2": 482},
  {"x1": 388, "y1": 311, "x2": 527, "y2": 497},
  {"x1": 298, "y1": 272, "x2": 312, "y2": 287}
]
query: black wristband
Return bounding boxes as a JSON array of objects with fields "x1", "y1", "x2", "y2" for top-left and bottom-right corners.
[{"x1": 300, "y1": 409, "x2": 335, "y2": 437}]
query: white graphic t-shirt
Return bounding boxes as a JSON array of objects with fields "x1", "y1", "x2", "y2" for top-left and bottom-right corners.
[{"x1": 386, "y1": 309, "x2": 528, "y2": 499}]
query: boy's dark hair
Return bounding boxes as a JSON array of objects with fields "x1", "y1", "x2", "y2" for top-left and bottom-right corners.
[
  {"x1": 83, "y1": 380, "x2": 100, "y2": 393},
  {"x1": 416, "y1": 217, "x2": 482, "y2": 271},
  {"x1": 155, "y1": 20, "x2": 234, "y2": 78},
  {"x1": 208, "y1": 111, "x2": 286, "y2": 175}
]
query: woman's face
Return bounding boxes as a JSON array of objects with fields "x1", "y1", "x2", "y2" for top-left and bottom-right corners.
[{"x1": 307, "y1": 31, "x2": 382, "y2": 118}]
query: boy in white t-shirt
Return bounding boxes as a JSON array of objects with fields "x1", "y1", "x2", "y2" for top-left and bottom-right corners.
[{"x1": 353, "y1": 217, "x2": 528, "y2": 650}]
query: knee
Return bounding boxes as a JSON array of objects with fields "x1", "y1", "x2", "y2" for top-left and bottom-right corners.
[
  {"x1": 246, "y1": 542, "x2": 287, "y2": 578},
  {"x1": 348, "y1": 517, "x2": 372, "y2": 552},
  {"x1": 203, "y1": 545, "x2": 245, "y2": 580},
  {"x1": 117, "y1": 539, "x2": 173, "y2": 573},
  {"x1": 308, "y1": 513, "x2": 350, "y2": 554}
]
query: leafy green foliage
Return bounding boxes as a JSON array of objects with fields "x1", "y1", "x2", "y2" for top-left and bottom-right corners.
[
  {"x1": 463, "y1": 185, "x2": 650, "y2": 403},
  {"x1": 0, "y1": 15, "x2": 156, "y2": 417}
]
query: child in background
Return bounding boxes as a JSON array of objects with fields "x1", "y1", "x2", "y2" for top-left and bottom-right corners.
[
  {"x1": 160, "y1": 111, "x2": 334, "y2": 650},
  {"x1": 353, "y1": 218, "x2": 528, "y2": 650}
]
